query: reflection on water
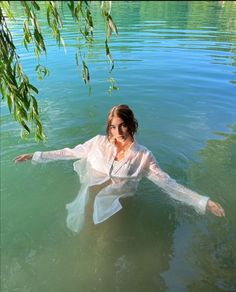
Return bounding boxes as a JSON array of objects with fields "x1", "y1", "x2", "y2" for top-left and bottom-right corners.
[
  {"x1": 163, "y1": 125, "x2": 236, "y2": 291},
  {"x1": 1, "y1": 1, "x2": 236, "y2": 292},
  {"x1": 188, "y1": 125, "x2": 236, "y2": 290}
]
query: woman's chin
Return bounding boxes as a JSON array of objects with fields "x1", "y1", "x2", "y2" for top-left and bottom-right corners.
[{"x1": 116, "y1": 136, "x2": 126, "y2": 142}]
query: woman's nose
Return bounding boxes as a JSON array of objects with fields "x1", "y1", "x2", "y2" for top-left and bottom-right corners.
[{"x1": 118, "y1": 127, "x2": 123, "y2": 134}]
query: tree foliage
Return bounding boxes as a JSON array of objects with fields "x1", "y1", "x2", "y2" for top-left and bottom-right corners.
[{"x1": 0, "y1": 1, "x2": 118, "y2": 141}]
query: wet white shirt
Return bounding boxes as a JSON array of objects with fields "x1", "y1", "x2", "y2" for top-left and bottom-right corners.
[{"x1": 32, "y1": 135, "x2": 209, "y2": 233}]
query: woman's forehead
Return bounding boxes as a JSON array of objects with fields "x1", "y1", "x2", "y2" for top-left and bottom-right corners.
[{"x1": 110, "y1": 116, "x2": 125, "y2": 125}]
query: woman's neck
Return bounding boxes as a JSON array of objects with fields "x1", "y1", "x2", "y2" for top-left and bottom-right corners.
[
  {"x1": 114, "y1": 136, "x2": 134, "y2": 161},
  {"x1": 115, "y1": 136, "x2": 133, "y2": 148}
]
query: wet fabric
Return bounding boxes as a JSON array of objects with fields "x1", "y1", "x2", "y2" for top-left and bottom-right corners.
[{"x1": 32, "y1": 135, "x2": 209, "y2": 232}]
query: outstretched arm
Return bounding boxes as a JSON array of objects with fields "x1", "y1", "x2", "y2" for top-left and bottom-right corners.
[
  {"x1": 145, "y1": 152, "x2": 225, "y2": 217},
  {"x1": 13, "y1": 135, "x2": 101, "y2": 164},
  {"x1": 14, "y1": 147, "x2": 87, "y2": 164},
  {"x1": 13, "y1": 148, "x2": 80, "y2": 164}
]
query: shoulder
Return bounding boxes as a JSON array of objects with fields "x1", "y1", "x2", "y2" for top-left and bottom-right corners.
[
  {"x1": 85, "y1": 135, "x2": 110, "y2": 148},
  {"x1": 84, "y1": 134, "x2": 106, "y2": 143},
  {"x1": 133, "y1": 141, "x2": 151, "y2": 154},
  {"x1": 74, "y1": 135, "x2": 106, "y2": 148},
  {"x1": 94, "y1": 134, "x2": 108, "y2": 143},
  {"x1": 132, "y1": 141, "x2": 155, "y2": 159}
]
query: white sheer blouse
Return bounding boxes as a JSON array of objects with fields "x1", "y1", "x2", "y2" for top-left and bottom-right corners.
[{"x1": 32, "y1": 135, "x2": 209, "y2": 233}]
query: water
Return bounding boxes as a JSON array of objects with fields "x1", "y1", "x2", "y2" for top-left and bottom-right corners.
[{"x1": 1, "y1": 1, "x2": 236, "y2": 291}]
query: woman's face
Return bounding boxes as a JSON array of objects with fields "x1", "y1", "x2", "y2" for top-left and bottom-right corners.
[{"x1": 110, "y1": 116, "x2": 130, "y2": 142}]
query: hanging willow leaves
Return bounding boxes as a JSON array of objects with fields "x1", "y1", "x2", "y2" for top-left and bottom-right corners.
[
  {"x1": 0, "y1": 1, "x2": 118, "y2": 141},
  {"x1": 0, "y1": 2, "x2": 44, "y2": 140}
]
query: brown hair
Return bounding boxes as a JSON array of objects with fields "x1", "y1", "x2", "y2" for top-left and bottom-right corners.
[{"x1": 106, "y1": 104, "x2": 138, "y2": 140}]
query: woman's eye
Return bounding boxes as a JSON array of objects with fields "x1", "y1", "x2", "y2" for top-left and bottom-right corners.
[{"x1": 122, "y1": 124, "x2": 127, "y2": 128}]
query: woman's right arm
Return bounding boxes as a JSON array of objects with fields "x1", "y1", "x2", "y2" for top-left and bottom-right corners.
[
  {"x1": 13, "y1": 135, "x2": 101, "y2": 164},
  {"x1": 14, "y1": 148, "x2": 85, "y2": 164},
  {"x1": 14, "y1": 154, "x2": 33, "y2": 163},
  {"x1": 13, "y1": 149, "x2": 79, "y2": 164}
]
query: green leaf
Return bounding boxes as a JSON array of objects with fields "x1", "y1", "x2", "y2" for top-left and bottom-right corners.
[
  {"x1": 21, "y1": 121, "x2": 30, "y2": 133},
  {"x1": 31, "y1": 96, "x2": 39, "y2": 115},
  {"x1": 6, "y1": 94, "x2": 13, "y2": 112},
  {"x1": 31, "y1": 1, "x2": 40, "y2": 11},
  {"x1": 75, "y1": 50, "x2": 79, "y2": 66},
  {"x1": 106, "y1": 23, "x2": 111, "y2": 39},
  {"x1": 82, "y1": 60, "x2": 90, "y2": 84},
  {"x1": 105, "y1": 39, "x2": 113, "y2": 64},
  {"x1": 0, "y1": 82, "x2": 6, "y2": 99},
  {"x1": 108, "y1": 15, "x2": 118, "y2": 35},
  {"x1": 46, "y1": 6, "x2": 52, "y2": 26},
  {"x1": 28, "y1": 83, "x2": 39, "y2": 94}
]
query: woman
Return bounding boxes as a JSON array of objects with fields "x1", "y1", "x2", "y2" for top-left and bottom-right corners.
[{"x1": 14, "y1": 104, "x2": 225, "y2": 232}]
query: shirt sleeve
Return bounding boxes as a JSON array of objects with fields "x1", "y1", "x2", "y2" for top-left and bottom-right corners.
[
  {"x1": 144, "y1": 151, "x2": 209, "y2": 214},
  {"x1": 32, "y1": 135, "x2": 99, "y2": 164}
]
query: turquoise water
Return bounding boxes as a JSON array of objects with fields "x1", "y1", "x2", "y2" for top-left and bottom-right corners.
[{"x1": 1, "y1": 1, "x2": 236, "y2": 291}]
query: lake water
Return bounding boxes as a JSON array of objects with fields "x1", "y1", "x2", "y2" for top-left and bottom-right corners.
[{"x1": 1, "y1": 1, "x2": 236, "y2": 291}]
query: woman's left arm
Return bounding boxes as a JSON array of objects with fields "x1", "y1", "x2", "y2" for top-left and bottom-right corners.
[
  {"x1": 145, "y1": 152, "x2": 225, "y2": 217},
  {"x1": 206, "y1": 200, "x2": 225, "y2": 217}
]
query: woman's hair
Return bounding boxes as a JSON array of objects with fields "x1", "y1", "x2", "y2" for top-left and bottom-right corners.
[{"x1": 106, "y1": 104, "x2": 138, "y2": 140}]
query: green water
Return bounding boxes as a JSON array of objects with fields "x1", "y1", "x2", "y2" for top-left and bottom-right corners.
[{"x1": 1, "y1": 1, "x2": 236, "y2": 291}]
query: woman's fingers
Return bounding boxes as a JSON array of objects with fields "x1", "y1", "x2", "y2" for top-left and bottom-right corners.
[
  {"x1": 14, "y1": 155, "x2": 25, "y2": 163},
  {"x1": 14, "y1": 154, "x2": 32, "y2": 163},
  {"x1": 214, "y1": 203, "x2": 225, "y2": 217},
  {"x1": 207, "y1": 200, "x2": 225, "y2": 217}
]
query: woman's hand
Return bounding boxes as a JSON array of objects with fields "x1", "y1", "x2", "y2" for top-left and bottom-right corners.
[
  {"x1": 207, "y1": 199, "x2": 225, "y2": 217},
  {"x1": 14, "y1": 154, "x2": 33, "y2": 163}
]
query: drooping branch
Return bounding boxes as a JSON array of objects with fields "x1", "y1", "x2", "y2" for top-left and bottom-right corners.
[{"x1": 0, "y1": 1, "x2": 118, "y2": 141}]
